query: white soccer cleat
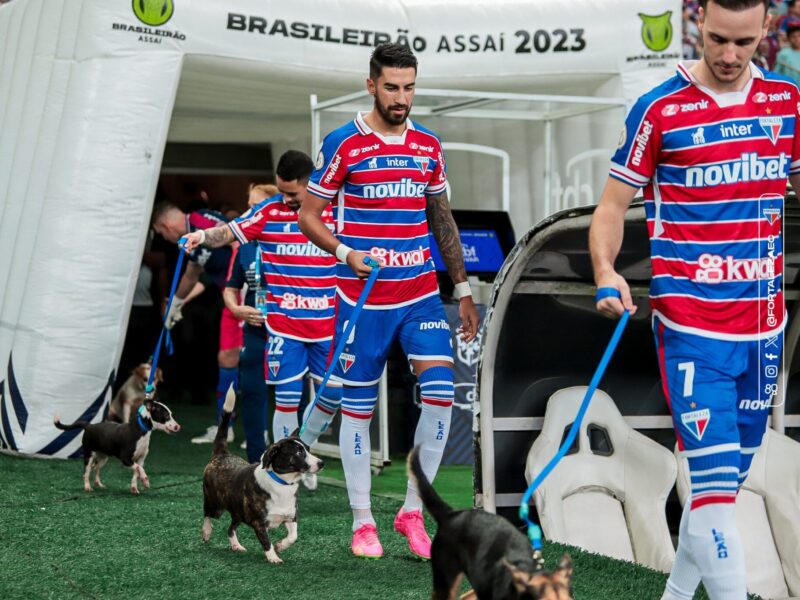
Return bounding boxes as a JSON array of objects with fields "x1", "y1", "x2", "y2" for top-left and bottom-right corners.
[{"x1": 191, "y1": 425, "x2": 234, "y2": 444}]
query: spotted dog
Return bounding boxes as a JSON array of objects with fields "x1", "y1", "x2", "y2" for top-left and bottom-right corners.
[
  {"x1": 201, "y1": 386, "x2": 323, "y2": 563},
  {"x1": 407, "y1": 447, "x2": 573, "y2": 600},
  {"x1": 54, "y1": 399, "x2": 180, "y2": 494}
]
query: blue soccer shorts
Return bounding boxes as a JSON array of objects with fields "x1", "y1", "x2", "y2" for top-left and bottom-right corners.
[
  {"x1": 653, "y1": 317, "x2": 782, "y2": 456},
  {"x1": 330, "y1": 294, "x2": 454, "y2": 386},
  {"x1": 264, "y1": 334, "x2": 333, "y2": 385}
]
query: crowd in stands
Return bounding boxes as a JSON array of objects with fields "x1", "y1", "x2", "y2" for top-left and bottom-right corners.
[{"x1": 684, "y1": 0, "x2": 800, "y2": 83}]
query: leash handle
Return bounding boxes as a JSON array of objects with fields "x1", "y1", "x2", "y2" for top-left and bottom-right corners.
[
  {"x1": 519, "y1": 307, "x2": 630, "y2": 550},
  {"x1": 595, "y1": 287, "x2": 621, "y2": 302},
  {"x1": 299, "y1": 256, "x2": 380, "y2": 436},
  {"x1": 145, "y1": 237, "x2": 188, "y2": 397}
]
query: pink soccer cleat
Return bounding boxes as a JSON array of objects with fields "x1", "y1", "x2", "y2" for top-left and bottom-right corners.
[
  {"x1": 394, "y1": 508, "x2": 432, "y2": 560},
  {"x1": 351, "y1": 523, "x2": 383, "y2": 559}
]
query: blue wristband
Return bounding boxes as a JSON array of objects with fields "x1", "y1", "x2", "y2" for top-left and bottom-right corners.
[{"x1": 595, "y1": 287, "x2": 621, "y2": 303}]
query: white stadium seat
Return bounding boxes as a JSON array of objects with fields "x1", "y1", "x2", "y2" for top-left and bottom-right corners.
[
  {"x1": 525, "y1": 386, "x2": 676, "y2": 572},
  {"x1": 676, "y1": 428, "x2": 800, "y2": 600}
]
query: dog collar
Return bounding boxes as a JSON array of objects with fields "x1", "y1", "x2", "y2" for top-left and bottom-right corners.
[
  {"x1": 136, "y1": 406, "x2": 152, "y2": 433},
  {"x1": 267, "y1": 470, "x2": 291, "y2": 486}
]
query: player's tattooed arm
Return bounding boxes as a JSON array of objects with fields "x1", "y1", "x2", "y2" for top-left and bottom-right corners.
[
  {"x1": 426, "y1": 191, "x2": 467, "y2": 284},
  {"x1": 204, "y1": 225, "x2": 235, "y2": 248}
]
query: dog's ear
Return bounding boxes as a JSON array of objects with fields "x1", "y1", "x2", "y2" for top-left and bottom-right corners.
[
  {"x1": 262, "y1": 444, "x2": 280, "y2": 469},
  {"x1": 501, "y1": 558, "x2": 531, "y2": 595},
  {"x1": 134, "y1": 364, "x2": 149, "y2": 379},
  {"x1": 288, "y1": 427, "x2": 300, "y2": 438},
  {"x1": 554, "y1": 554, "x2": 573, "y2": 589},
  {"x1": 155, "y1": 367, "x2": 164, "y2": 384},
  {"x1": 142, "y1": 399, "x2": 155, "y2": 412}
]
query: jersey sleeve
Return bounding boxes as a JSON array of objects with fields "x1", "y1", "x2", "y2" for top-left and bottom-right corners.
[
  {"x1": 225, "y1": 245, "x2": 245, "y2": 289},
  {"x1": 228, "y1": 199, "x2": 269, "y2": 244},
  {"x1": 308, "y1": 132, "x2": 348, "y2": 201},
  {"x1": 426, "y1": 139, "x2": 448, "y2": 196},
  {"x1": 609, "y1": 97, "x2": 662, "y2": 188}
]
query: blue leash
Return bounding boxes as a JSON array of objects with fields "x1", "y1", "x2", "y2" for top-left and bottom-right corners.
[
  {"x1": 145, "y1": 237, "x2": 187, "y2": 398},
  {"x1": 519, "y1": 287, "x2": 631, "y2": 553},
  {"x1": 299, "y1": 257, "x2": 380, "y2": 437}
]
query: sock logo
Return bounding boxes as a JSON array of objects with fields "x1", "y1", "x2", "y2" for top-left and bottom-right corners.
[
  {"x1": 354, "y1": 432, "x2": 362, "y2": 455},
  {"x1": 712, "y1": 528, "x2": 728, "y2": 559},
  {"x1": 436, "y1": 420, "x2": 445, "y2": 441}
]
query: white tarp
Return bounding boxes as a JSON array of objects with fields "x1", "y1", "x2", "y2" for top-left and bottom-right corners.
[{"x1": 0, "y1": 0, "x2": 680, "y2": 456}]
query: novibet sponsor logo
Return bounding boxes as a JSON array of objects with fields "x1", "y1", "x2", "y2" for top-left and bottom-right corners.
[
  {"x1": 133, "y1": 0, "x2": 174, "y2": 27},
  {"x1": 684, "y1": 153, "x2": 789, "y2": 187},
  {"x1": 639, "y1": 11, "x2": 672, "y2": 52}
]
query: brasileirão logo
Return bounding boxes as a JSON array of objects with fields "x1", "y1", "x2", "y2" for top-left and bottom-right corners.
[
  {"x1": 132, "y1": 0, "x2": 174, "y2": 27},
  {"x1": 638, "y1": 11, "x2": 673, "y2": 52}
]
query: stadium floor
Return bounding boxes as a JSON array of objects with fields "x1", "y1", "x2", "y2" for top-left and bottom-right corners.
[{"x1": 0, "y1": 402, "x2": 751, "y2": 599}]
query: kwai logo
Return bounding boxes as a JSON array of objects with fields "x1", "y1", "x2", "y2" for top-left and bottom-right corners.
[
  {"x1": 370, "y1": 246, "x2": 426, "y2": 267},
  {"x1": 639, "y1": 11, "x2": 673, "y2": 52},
  {"x1": 133, "y1": 0, "x2": 174, "y2": 27},
  {"x1": 279, "y1": 294, "x2": 331, "y2": 310},
  {"x1": 694, "y1": 253, "x2": 776, "y2": 283}
]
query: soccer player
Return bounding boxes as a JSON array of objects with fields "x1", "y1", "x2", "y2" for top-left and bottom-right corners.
[
  {"x1": 298, "y1": 43, "x2": 480, "y2": 560},
  {"x1": 589, "y1": 1, "x2": 800, "y2": 598},
  {"x1": 182, "y1": 152, "x2": 343, "y2": 484},
  {"x1": 151, "y1": 202, "x2": 240, "y2": 443}
]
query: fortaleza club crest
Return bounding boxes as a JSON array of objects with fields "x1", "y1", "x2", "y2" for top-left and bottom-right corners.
[
  {"x1": 681, "y1": 408, "x2": 710, "y2": 441},
  {"x1": 639, "y1": 11, "x2": 673, "y2": 52},
  {"x1": 763, "y1": 207, "x2": 781, "y2": 225},
  {"x1": 268, "y1": 361, "x2": 280, "y2": 378},
  {"x1": 133, "y1": 0, "x2": 174, "y2": 27},
  {"x1": 759, "y1": 116, "x2": 783, "y2": 145},
  {"x1": 413, "y1": 156, "x2": 430, "y2": 175},
  {"x1": 339, "y1": 352, "x2": 356, "y2": 373}
]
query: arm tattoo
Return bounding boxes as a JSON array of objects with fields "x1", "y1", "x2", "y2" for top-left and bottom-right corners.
[
  {"x1": 426, "y1": 192, "x2": 467, "y2": 284},
  {"x1": 204, "y1": 226, "x2": 234, "y2": 248}
]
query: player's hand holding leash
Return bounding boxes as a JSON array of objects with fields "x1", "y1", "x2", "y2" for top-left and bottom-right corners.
[
  {"x1": 344, "y1": 249, "x2": 385, "y2": 278},
  {"x1": 594, "y1": 270, "x2": 637, "y2": 318},
  {"x1": 182, "y1": 230, "x2": 205, "y2": 252}
]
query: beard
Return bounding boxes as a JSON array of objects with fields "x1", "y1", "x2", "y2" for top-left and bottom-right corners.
[
  {"x1": 375, "y1": 97, "x2": 411, "y2": 126},
  {"x1": 704, "y1": 53, "x2": 746, "y2": 84}
]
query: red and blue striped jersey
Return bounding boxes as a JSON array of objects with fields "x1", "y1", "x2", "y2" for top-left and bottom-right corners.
[
  {"x1": 187, "y1": 209, "x2": 232, "y2": 289},
  {"x1": 611, "y1": 62, "x2": 800, "y2": 340},
  {"x1": 228, "y1": 195, "x2": 336, "y2": 342},
  {"x1": 307, "y1": 113, "x2": 448, "y2": 308}
]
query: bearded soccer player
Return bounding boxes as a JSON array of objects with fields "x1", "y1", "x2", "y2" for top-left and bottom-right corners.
[
  {"x1": 589, "y1": 1, "x2": 800, "y2": 598},
  {"x1": 298, "y1": 43, "x2": 480, "y2": 560}
]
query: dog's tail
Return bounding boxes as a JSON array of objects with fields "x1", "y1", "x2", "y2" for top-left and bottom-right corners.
[
  {"x1": 53, "y1": 413, "x2": 90, "y2": 431},
  {"x1": 407, "y1": 445, "x2": 454, "y2": 523},
  {"x1": 212, "y1": 384, "x2": 236, "y2": 456}
]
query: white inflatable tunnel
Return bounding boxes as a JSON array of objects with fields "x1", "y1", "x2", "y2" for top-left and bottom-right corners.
[{"x1": 0, "y1": 0, "x2": 680, "y2": 456}]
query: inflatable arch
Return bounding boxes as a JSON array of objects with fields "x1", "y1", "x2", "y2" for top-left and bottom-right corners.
[{"x1": 0, "y1": 0, "x2": 680, "y2": 456}]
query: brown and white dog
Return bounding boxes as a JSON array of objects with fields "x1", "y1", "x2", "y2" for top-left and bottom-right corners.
[
  {"x1": 54, "y1": 399, "x2": 180, "y2": 494},
  {"x1": 201, "y1": 386, "x2": 323, "y2": 563},
  {"x1": 107, "y1": 362, "x2": 163, "y2": 423},
  {"x1": 408, "y1": 447, "x2": 573, "y2": 600}
]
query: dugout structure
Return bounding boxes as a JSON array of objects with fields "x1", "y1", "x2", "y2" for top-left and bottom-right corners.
[{"x1": 477, "y1": 201, "x2": 800, "y2": 514}]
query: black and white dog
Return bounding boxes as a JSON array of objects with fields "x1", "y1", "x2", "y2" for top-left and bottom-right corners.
[
  {"x1": 408, "y1": 447, "x2": 573, "y2": 600},
  {"x1": 202, "y1": 386, "x2": 323, "y2": 563},
  {"x1": 54, "y1": 399, "x2": 180, "y2": 494}
]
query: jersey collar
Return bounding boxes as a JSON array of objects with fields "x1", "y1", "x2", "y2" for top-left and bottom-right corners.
[
  {"x1": 355, "y1": 111, "x2": 415, "y2": 145},
  {"x1": 676, "y1": 60, "x2": 763, "y2": 108}
]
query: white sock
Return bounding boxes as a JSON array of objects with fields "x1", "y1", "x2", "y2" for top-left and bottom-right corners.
[
  {"x1": 272, "y1": 379, "x2": 302, "y2": 441},
  {"x1": 661, "y1": 503, "x2": 701, "y2": 600},
  {"x1": 686, "y1": 503, "x2": 746, "y2": 600},
  {"x1": 403, "y1": 366, "x2": 453, "y2": 512},
  {"x1": 299, "y1": 383, "x2": 341, "y2": 447},
  {"x1": 340, "y1": 385, "x2": 378, "y2": 530}
]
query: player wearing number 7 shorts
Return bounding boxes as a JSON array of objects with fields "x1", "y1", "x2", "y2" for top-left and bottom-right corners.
[{"x1": 590, "y1": 2, "x2": 800, "y2": 598}]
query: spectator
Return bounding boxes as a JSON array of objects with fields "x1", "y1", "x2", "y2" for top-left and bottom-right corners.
[{"x1": 775, "y1": 19, "x2": 800, "y2": 83}]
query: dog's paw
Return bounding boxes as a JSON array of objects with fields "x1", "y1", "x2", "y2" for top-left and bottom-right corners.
[
  {"x1": 264, "y1": 549, "x2": 283, "y2": 564},
  {"x1": 141, "y1": 477, "x2": 151, "y2": 489},
  {"x1": 130, "y1": 485, "x2": 140, "y2": 495},
  {"x1": 230, "y1": 543, "x2": 247, "y2": 552},
  {"x1": 274, "y1": 540, "x2": 293, "y2": 552},
  {"x1": 84, "y1": 485, "x2": 93, "y2": 493},
  {"x1": 94, "y1": 481, "x2": 106, "y2": 489}
]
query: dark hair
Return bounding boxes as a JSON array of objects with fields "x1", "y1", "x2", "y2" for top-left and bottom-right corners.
[
  {"x1": 275, "y1": 150, "x2": 313, "y2": 182},
  {"x1": 369, "y1": 43, "x2": 418, "y2": 80},
  {"x1": 151, "y1": 201, "x2": 180, "y2": 224},
  {"x1": 699, "y1": 0, "x2": 769, "y2": 12}
]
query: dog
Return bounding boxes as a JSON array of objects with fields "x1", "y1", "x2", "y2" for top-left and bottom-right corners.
[
  {"x1": 54, "y1": 399, "x2": 180, "y2": 494},
  {"x1": 107, "y1": 362, "x2": 163, "y2": 423},
  {"x1": 408, "y1": 447, "x2": 573, "y2": 600},
  {"x1": 201, "y1": 385, "x2": 323, "y2": 563}
]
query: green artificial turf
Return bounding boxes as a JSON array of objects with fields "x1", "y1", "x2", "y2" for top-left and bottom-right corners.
[{"x1": 0, "y1": 402, "x2": 758, "y2": 599}]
